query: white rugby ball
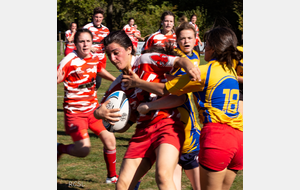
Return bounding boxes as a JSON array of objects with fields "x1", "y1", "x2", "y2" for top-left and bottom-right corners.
[{"x1": 103, "y1": 90, "x2": 130, "y2": 132}]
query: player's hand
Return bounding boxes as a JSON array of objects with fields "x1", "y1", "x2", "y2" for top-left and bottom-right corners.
[
  {"x1": 90, "y1": 47, "x2": 97, "y2": 53},
  {"x1": 200, "y1": 41, "x2": 203, "y2": 46},
  {"x1": 187, "y1": 67, "x2": 201, "y2": 82},
  {"x1": 57, "y1": 69, "x2": 65, "y2": 84},
  {"x1": 137, "y1": 103, "x2": 150, "y2": 115},
  {"x1": 122, "y1": 69, "x2": 141, "y2": 90},
  {"x1": 93, "y1": 99, "x2": 121, "y2": 125}
]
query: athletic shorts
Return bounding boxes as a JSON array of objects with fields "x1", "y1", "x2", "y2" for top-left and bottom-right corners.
[
  {"x1": 64, "y1": 109, "x2": 106, "y2": 142},
  {"x1": 239, "y1": 83, "x2": 243, "y2": 101},
  {"x1": 132, "y1": 41, "x2": 138, "y2": 48},
  {"x1": 124, "y1": 118, "x2": 185, "y2": 166},
  {"x1": 178, "y1": 151, "x2": 199, "y2": 170},
  {"x1": 199, "y1": 122, "x2": 243, "y2": 171},
  {"x1": 64, "y1": 47, "x2": 75, "y2": 56}
]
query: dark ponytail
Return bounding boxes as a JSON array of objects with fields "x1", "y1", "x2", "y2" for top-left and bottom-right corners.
[{"x1": 204, "y1": 27, "x2": 242, "y2": 72}]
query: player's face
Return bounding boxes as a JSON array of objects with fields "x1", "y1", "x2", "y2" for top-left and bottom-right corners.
[
  {"x1": 129, "y1": 19, "x2": 134, "y2": 26},
  {"x1": 93, "y1": 13, "x2": 104, "y2": 27},
  {"x1": 71, "y1": 23, "x2": 77, "y2": 31},
  {"x1": 204, "y1": 41, "x2": 214, "y2": 62},
  {"x1": 177, "y1": 29, "x2": 196, "y2": 55},
  {"x1": 105, "y1": 42, "x2": 132, "y2": 70},
  {"x1": 162, "y1": 15, "x2": 174, "y2": 33},
  {"x1": 191, "y1": 16, "x2": 197, "y2": 24},
  {"x1": 75, "y1": 32, "x2": 92, "y2": 59}
]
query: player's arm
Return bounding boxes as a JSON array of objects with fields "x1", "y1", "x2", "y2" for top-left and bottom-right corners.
[
  {"x1": 137, "y1": 94, "x2": 187, "y2": 115},
  {"x1": 97, "y1": 68, "x2": 116, "y2": 82},
  {"x1": 173, "y1": 57, "x2": 201, "y2": 82},
  {"x1": 237, "y1": 76, "x2": 243, "y2": 83}
]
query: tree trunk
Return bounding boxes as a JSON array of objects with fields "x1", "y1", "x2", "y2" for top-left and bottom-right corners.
[{"x1": 106, "y1": 0, "x2": 113, "y2": 31}]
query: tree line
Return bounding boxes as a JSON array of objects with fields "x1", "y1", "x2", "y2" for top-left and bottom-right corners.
[{"x1": 57, "y1": 0, "x2": 243, "y2": 44}]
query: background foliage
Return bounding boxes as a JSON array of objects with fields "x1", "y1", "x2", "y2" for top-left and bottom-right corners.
[{"x1": 57, "y1": 0, "x2": 243, "y2": 44}]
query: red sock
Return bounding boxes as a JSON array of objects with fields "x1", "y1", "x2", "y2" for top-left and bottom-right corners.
[
  {"x1": 103, "y1": 148, "x2": 117, "y2": 177},
  {"x1": 58, "y1": 144, "x2": 74, "y2": 155}
]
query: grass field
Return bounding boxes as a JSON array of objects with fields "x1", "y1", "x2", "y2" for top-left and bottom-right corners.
[{"x1": 57, "y1": 43, "x2": 243, "y2": 190}]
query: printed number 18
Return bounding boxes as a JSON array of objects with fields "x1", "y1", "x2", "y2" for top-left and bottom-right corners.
[{"x1": 223, "y1": 89, "x2": 239, "y2": 114}]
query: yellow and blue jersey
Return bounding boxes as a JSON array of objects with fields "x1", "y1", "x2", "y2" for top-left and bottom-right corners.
[
  {"x1": 233, "y1": 46, "x2": 243, "y2": 77},
  {"x1": 166, "y1": 59, "x2": 243, "y2": 131},
  {"x1": 172, "y1": 49, "x2": 201, "y2": 153}
]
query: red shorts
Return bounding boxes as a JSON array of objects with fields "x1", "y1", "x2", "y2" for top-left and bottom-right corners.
[
  {"x1": 132, "y1": 41, "x2": 138, "y2": 48},
  {"x1": 64, "y1": 47, "x2": 75, "y2": 56},
  {"x1": 124, "y1": 118, "x2": 185, "y2": 166},
  {"x1": 64, "y1": 109, "x2": 106, "y2": 142},
  {"x1": 199, "y1": 123, "x2": 243, "y2": 171}
]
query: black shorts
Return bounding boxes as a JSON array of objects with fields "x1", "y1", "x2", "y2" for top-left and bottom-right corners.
[
  {"x1": 178, "y1": 151, "x2": 199, "y2": 170},
  {"x1": 239, "y1": 83, "x2": 243, "y2": 101}
]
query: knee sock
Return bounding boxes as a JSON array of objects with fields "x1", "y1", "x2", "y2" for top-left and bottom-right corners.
[{"x1": 103, "y1": 148, "x2": 117, "y2": 177}]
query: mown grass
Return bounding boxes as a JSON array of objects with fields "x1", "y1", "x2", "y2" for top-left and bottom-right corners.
[{"x1": 57, "y1": 42, "x2": 243, "y2": 189}]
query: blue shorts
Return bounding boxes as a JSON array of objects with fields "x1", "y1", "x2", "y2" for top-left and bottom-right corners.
[{"x1": 178, "y1": 151, "x2": 199, "y2": 170}]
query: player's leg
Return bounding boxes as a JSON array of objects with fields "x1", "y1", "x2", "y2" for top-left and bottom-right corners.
[
  {"x1": 89, "y1": 114, "x2": 118, "y2": 183},
  {"x1": 173, "y1": 164, "x2": 182, "y2": 190},
  {"x1": 222, "y1": 169, "x2": 238, "y2": 190},
  {"x1": 155, "y1": 143, "x2": 180, "y2": 190},
  {"x1": 184, "y1": 167, "x2": 201, "y2": 190},
  {"x1": 199, "y1": 165, "x2": 227, "y2": 190},
  {"x1": 117, "y1": 158, "x2": 151, "y2": 190},
  {"x1": 57, "y1": 129, "x2": 91, "y2": 158}
]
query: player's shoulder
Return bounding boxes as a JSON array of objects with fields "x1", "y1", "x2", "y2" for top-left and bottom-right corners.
[
  {"x1": 237, "y1": 46, "x2": 243, "y2": 52},
  {"x1": 83, "y1": 22, "x2": 93, "y2": 29},
  {"x1": 58, "y1": 52, "x2": 77, "y2": 69},
  {"x1": 101, "y1": 24, "x2": 109, "y2": 30}
]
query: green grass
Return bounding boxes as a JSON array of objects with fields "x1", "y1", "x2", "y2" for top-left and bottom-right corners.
[{"x1": 57, "y1": 42, "x2": 242, "y2": 189}]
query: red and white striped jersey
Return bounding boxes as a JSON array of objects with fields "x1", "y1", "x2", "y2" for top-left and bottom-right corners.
[
  {"x1": 189, "y1": 22, "x2": 200, "y2": 46},
  {"x1": 57, "y1": 51, "x2": 104, "y2": 114},
  {"x1": 101, "y1": 52, "x2": 180, "y2": 126},
  {"x1": 123, "y1": 24, "x2": 136, "y2": 42},
  {"x1": 133, "y1": 29, "x2": 141, "y2": 43},
  {"x1": 65, "y1": 30, "x2": 76, "y2": 50},
  {"x1": 83, "y1": 23, "x2": 110, "y2": 53},
  {"x1": 143, "y1": 29, "x2": 176, "y2": 51}
]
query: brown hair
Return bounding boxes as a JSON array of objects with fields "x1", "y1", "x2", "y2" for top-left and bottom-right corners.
[
  {"x1": 204, "y1": 27, "x2": 243, "y2": 72},
  {"x1": 93, "y1": 7, "x2": 104, "y2": 16},
  {"x1": 175, "y1": 21, "x2": 196, "y2": 38},
  {"x1": 141, "y1": 42, "x2": 180, "y2": 57},
  {"x1": 103, "y1": 30, "x2": 136, "y2": 55}
]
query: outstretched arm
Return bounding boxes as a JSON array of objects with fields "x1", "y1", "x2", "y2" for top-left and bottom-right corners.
[{"x1": 137, "y1": 94, "x2": 187, "y2": 115}]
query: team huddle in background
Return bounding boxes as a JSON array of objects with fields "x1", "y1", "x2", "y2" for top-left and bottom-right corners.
[{"x1": 58, "y1": 6, "x2": 243, "y2": 190}]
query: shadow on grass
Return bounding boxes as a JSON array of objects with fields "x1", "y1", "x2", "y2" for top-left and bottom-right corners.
[
  {"x1": 57, "y1": 183, "x2": 83, "y2": 190},
  {"x1": 57, "y1": 131, "x2": 98, "y2": 138},
  {"x1": 57, "y1": 109, "x2": 64, "y2": 112}
]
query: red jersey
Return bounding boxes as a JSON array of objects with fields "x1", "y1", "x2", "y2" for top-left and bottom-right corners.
[
  {"x1": 65, "y1": 30, "x2": 76, "y2": 50},
  {"x1": 142, "y1": 29, "x2": 176, "y2": 51},
  {"x1": 133, "y1": 29, "x2": 141, "y2": 43},
  {"x1": 83, "y1": 23, "x2": 110, "y2": 53},
  {"x1": 123, "y1": 24, "x2": 136, "y2": 43},
  {"x1": 100, "y1": 52, "x2": 181, "y2": 126},
  {"x1": 189, "y1": 22, "x2": 200, "y2": 46},
  {"x1": 57, "y1": 51, "x2": 104, "y2": 114}
]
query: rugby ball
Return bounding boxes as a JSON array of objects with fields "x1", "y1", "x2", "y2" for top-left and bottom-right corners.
[{"x1": 103, "y1": 90, "x2": 130, "y2": 132}]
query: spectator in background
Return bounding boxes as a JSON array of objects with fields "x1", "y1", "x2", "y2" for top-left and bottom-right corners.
[
  {"x1": 133, "y1": 24, "x2": 144, "y2": 42},
  {"x1": 83, "y1": 7, "x2": 110, "y2": 91},
  {"x1": 142, "y1": 11, "x2": 177, "y2": 51},
  {"x1": 64, "y1": 22, "x2": 77, "y2": 56},
  {"x1": 189, "y1": 14, "x2": 203, "y2": 56}
]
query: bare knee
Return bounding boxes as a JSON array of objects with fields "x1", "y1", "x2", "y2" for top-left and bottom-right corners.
[
  {"x1": 155, "y1": 169, "x2": 173, "y2": 185},
  {"x1": 74, "y1": 145, "x2": 90, "y2": 157},
  {"x1": 99, "y1": 130, "x2": 116, "y2": 150},
  {"x1": 116, "y1": 177, "x2": 129, "y2": 190}
]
